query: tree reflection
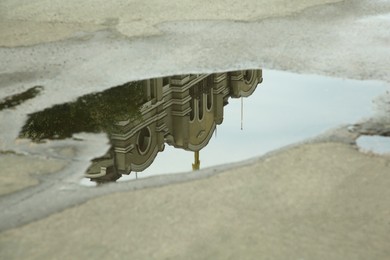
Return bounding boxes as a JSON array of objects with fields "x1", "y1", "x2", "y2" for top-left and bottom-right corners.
[{"x1": 19, "y1": 81, "x2": 144, "y2": 141}]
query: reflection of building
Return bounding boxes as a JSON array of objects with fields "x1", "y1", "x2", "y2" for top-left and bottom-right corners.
[{"x1": 86, "y1": 70, "x2": 262, "y2": 182}]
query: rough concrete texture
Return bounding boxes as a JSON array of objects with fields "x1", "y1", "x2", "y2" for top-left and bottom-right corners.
[
  {"x1": 0, "y1": 153, "x2": 66, "y2": 196},
  {"x1": 0, "y1": 0, "x2": 342, "y2": 47},
  {"x1": 0, "y1": 142, "x2": 389, "y2": 259}
]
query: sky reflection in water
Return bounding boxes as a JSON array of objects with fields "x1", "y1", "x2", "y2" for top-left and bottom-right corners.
[{"x1": 120, "y1": 70, "x2": 389, "y2": 182}]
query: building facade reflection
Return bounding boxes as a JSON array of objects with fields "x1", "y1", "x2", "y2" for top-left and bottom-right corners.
[{"x1": 86, "y1": 70, "x2": 263, "y2": 182}]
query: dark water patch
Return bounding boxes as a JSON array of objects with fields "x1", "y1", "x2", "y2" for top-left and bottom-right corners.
[
  {"x1": 0, "y1": 150, "x2": 17, "y2": 155},
  {"x1": 0, "y1": 86, "x2": 43, "y2": 111}
]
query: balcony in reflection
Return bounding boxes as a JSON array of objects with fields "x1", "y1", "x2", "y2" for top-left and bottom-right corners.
[{"x1": 19, "y1": 70, "x2": 263, "y2": 183}]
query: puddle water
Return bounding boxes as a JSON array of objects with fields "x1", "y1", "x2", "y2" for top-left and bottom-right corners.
[
  {"x1": 17, "y1": 69, "x2": 389, "y2": 184},
  {"x1": 20, "y1": 70, "x2": 262, "y2": 183},
  {"x1": 356, "y1": 135, "x2": 390, "y2": 155}
]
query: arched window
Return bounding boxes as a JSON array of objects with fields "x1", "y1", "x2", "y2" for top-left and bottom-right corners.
[
  {"x1": 206, "y1": 87, "x2": 212, "y2": 111},
  {"x1": 137, "y1": 127, "x2": 151, "y2": 155},
  {"x1": 190, "y1": 98, "x2": 196, "y2": 121},
  {"x1": 198, "y1": 94, "x2": 204, "y2": 120},
  {"x1": 243, "y1": 70, "x2": 253, "y2": 84}
]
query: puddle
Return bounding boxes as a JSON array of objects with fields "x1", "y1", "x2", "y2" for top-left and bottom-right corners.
[
  {"x1": 16, "y1": 69, "x2": 389, "y2": 184},
  {"x1": 20, "y1": 70, "x2": 262, "y2": 183},
  {"x1": 356, "y1": 135, "x2": 390, "y2": 155}
]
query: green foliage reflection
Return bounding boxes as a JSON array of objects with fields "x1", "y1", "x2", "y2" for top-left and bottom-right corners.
[{"x1": 19, "y1": 81, "x2": 144, "y2": 141}]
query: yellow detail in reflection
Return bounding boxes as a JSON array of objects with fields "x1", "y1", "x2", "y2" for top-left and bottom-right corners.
[{"x1": 192, "y1": 151, "x2": 200, "y2": 171}]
